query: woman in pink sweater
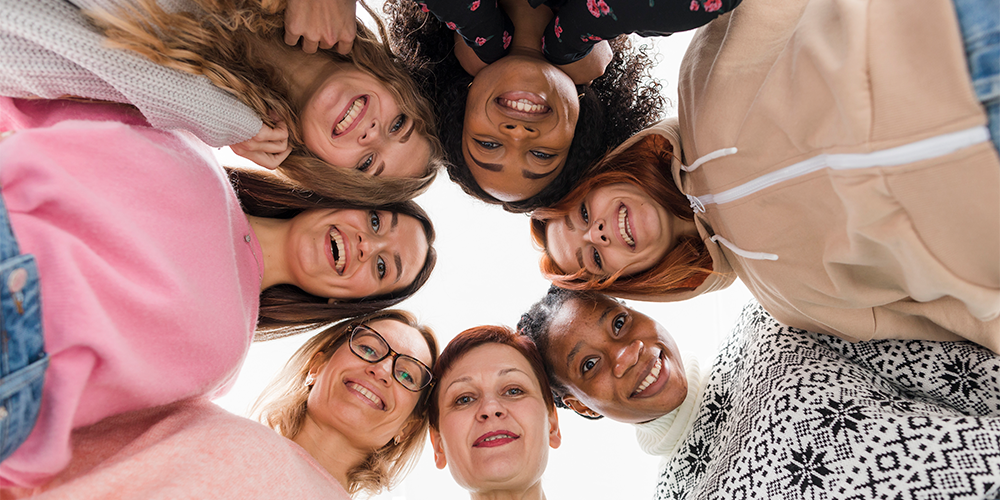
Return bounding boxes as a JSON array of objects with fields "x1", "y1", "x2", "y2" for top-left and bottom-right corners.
[{"x1": 0, "y1": 96, "x2": 436, "y2": 486}]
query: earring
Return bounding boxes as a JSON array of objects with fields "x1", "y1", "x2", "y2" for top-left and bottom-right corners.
[
  {"x1": 304, "y1": 375, "x2": 315, "y2": 387},
  {"x1": 578, "y1": 92, "x2": 585, "y2": 99},
  {"x1": 393, "y1": 435, "x2": 402, "y2": 445}
]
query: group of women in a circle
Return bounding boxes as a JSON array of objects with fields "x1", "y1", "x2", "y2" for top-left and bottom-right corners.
[{"x1": 1, "y1": 0, "x2": 997, "y2": 497}]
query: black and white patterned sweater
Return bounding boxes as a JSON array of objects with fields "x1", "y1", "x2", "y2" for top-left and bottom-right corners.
[{"x1": 637, "y1": 301, "x2": 1000, "y2": 500}]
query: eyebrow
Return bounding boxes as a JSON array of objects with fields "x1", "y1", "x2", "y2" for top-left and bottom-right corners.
[
  {"x1": 564, "y1": 214, "x2": 574, "y2": 231},
  {"x1": 598, "y1": 305, "x2": 615, "y2": 324},
  {"x1": 399, "y1": 118, "x2": 415, "y2": 144},
  {"x1": 444, "y1": 367, "x2": 529, "y2": 391},
  {"x1": 391, "y1": 213, "x2": 402, "y2": 284},
  {"x1": 468, "y1": 152, "x2": 503, "y2": 172},
  {"x1": 566, "y1": 340, "x2": 585, "y2": 370},
  {"x1": 575, "y1": 247, "x2": 585, "y2": 271},
  {"x1": 522, "y1": 167, "x2": 558, "y2": 180}
]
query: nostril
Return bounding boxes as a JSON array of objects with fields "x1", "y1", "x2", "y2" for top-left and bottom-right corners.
[{"x1": 505, "y1": 124, "x2": 515, "y2": 130}]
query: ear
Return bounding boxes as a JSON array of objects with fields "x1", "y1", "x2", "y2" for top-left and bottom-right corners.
[
  {"x1": 547, "y1": 407, "x2": 562, "y2": 449},
  {"x1": 306, "y1": 351, "x2": 327, "y2": 379},
  {"x1": 429, "y1": 427, "x2": 447, "y2": 470},
  {"x1": 561, "y1": 394, "x2": 603, "y2": 420},
  {"x1": 327, "y1": 298, "x2": 337, "y2": 304}
]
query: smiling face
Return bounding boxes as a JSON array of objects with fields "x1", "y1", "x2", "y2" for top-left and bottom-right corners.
[
  {"x1": 462, "y1": 54, "x2": 580, "y2": 202},
  {"x1": 544, "y1": 295, "x2": 686, "y2": 424},
  {"x1": 284, "y1": 208, "x2": 428, "y2": 299},
  {"x1": 545, "y1": 182, "x2": 678, "y2": 278},
  {"x1": 305, "y1": 318, "x2": 434, "y2": 451},
  {"x1": 431, "y1": 344, "x2": 560, "y2": 494},
  {"x1": 300, "y1": 67, "x2": 431, "y2": 178}
]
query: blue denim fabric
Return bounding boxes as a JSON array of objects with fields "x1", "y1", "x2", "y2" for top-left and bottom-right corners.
[
  {"x1": 953, "y1": 0, "x2": 1000, "y2": 152},
  {"x1": 0, "y1": 189, "x2": 47, "y2": 462}
]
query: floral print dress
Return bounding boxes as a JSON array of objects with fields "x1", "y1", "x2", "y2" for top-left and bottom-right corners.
[{"x1": 416, "y1": 0, "x2": 742, "y2": 65}]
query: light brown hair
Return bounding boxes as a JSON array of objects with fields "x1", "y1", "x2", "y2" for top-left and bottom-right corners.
[{"x1": 252, "y1": 309, "x2": 439, "y2": 496}]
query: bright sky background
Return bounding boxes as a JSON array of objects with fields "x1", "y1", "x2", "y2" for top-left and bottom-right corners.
[{"x1": 212, "y1": 28, "x2": 754, "y2": 500}]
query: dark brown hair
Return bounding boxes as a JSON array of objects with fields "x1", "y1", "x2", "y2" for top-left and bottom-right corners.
[
  {"x1": 428, "y1": 325, "x2": 554, "y2": 429},
  {"x1": 227, "y1": 168, "x2": 437, "y2": 340},
  {"x1": 531, "y1": 134, "x2": 712, "y2": 296}
]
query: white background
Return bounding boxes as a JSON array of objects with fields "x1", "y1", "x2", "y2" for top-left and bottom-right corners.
[{"x1": 213, "y1": 28, "x2": 754, "y2": 500}]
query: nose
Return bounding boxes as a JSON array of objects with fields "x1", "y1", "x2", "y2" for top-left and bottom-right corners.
[
  {"x1": 584, "y1": 220, "x2": 610, "y2": 246},
  {"x1": 367, "y1": 356, "x2": 394, "y2": 386},
  {"x1": 476, "y1": 395, "x2": 506, "y2": 421},
  {"x1": 499, "y1": 123, "x2": 539, "y2": 140},
  {"x1": 356, "y1": 233, "x2": 387, "y2": 262},
  {"x1": 612, "y1": 339, "x2": 643, "y2": 378},
  {"x1": 359, "y1": 119, "x2": 383, "y2": 146}
]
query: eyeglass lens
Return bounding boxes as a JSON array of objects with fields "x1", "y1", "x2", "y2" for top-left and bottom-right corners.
[{"x1": 351, "y1": 327, "x2": 431, "y2": 391}]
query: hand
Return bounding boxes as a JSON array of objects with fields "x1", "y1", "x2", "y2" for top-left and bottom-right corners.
[
  {"x1": 230, "y1": 119, "x2": 292, "y2": 169},
  {"x1": 454, "y1": 32, "x2": 489, "y2": 77},
  {"x1": 283, "y1": 0, "x2": 357, "y2": 55},
  {"x1": 557, "y1": 40, "x2": 612, "y2": 85}
]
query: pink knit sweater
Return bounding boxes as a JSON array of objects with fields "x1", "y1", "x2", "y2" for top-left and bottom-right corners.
[{"x1": 0, "y1": 98, "x2": 262, "y2": 486}]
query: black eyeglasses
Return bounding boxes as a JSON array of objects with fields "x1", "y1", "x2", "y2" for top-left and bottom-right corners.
[{"x1": 348, "y1": 325, "x2": 433, "y2": 392}]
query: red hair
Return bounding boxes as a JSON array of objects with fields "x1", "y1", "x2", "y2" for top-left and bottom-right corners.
[
  {"x1": 530, "y1": 134, "x2": 714, "y2": 296},
  {"x1": 428, "y1": 326, "x2": 554, "y2": 429}
]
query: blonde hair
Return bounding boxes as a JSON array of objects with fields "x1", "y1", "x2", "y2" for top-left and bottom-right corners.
[
  {"x1": 252, "y1": 310, "x2": 439, "y2": 496},
  {"x1": 85, "y1": 0, "x2": 445, "y2": 205}
]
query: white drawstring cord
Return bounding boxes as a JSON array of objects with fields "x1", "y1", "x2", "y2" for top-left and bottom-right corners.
[
  {"x1": 681, "y1": 147, "x2": 738, "y2": 172},
  {"x1": 710, "y1": 235, "x2": 778, "y2": 261}
]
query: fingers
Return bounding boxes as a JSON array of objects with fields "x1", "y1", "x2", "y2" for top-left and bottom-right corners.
[
  {"x1": 230, "y1": 143, "x2": 293, "y2": 170},
  {"x1": 284, "y1": 30, "x2": 301, "y2": 48}
]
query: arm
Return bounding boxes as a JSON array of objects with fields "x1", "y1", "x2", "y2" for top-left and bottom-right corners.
[
  {"x1": 1, "y1": 0, "x2": 263, "y2": 147},
  {"x1": 421, "y1": 0, "x2": 514, "y2": 66},
  {"x1": 282, "y1": 0, "x2": 357, "y2": 54}
]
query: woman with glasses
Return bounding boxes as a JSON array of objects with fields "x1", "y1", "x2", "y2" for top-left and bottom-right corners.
[{"x1": 253, "y1": 309, "x2": 437, "y2": 497}]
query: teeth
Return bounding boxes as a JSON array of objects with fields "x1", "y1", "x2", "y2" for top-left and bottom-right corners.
[
  {"x1": 333, "y1": 96, "x2": 365, "y2": 135},
  {"x1": 498, "y1": 98, "x2": 547, "y2": 114},
  {"x1": 329, "y1": 228, "x2": 345, "y2": 273},
  {"x1": 634, "y1": 356, "x2": 662, "y2": 395},
  {"x1": 619, "y1": 205, "x2": 635, "y2": 246},
  {"x1": 483, "y1": 434, "x2": 513, "y2": 442},
  {"x1": 349, "y1": 382, "x2": 383, "y2": 408}
]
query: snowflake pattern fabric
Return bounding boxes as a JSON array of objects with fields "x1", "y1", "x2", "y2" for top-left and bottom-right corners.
[{"x1": 654, "y1": 301, "x2": 1000, "y2": 500}]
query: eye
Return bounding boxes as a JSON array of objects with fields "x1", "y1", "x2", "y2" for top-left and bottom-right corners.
[
  {"x1": 530, "y1": 150, "x2": 555, "y2": 159},
  {"x1": 592, "y1": 248, "x2": 603, "y2": 270},
  {"x1": 376, "y1": 256, "x2": 387, "y2": 279},
  {"x1": 455, "y1": 394, "x2": 475, "y2": 406},
  {"x1": 390, "y1": 114, "x2": 407, "y2": 133},
  {"x1": 581, "y1": 357, "x2": 598, "y2": 375},
  {"x1": 612, "y1": 313, "x2": 627, "y2": 335},
  {"x1": 476, "y1": 139, "x2": 501, "y2": 149},
  {"x1": 504, "y1": 386, "x2": 525, "y2": 397},
  {"x1": 396, "y1": 368, "x2": 414, "y2": 384},
  {"x1": 356, "y1": 154, "x2": 375, "y2": 173},
  {"x1": 579, "y1": 202, "x2": 589, "y2": 224},
  {"x1": 360, "y1": 344, "x2": 378, "y2": 357},
  {"x1": 369, "y1": 211, "x2": 381, "y2": 232}
]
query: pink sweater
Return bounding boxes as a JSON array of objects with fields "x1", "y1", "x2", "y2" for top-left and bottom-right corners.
[
  {"x1": 0, "y1": 98, "x2": 262, "y2": 486},
  {"x1": 0, "y1": 399, "x2": 351, "y2": 500}
]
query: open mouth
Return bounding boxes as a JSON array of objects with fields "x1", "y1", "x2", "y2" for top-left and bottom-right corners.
[
  {"x1": 329, "y1": 227, "x2": 346, "y2": 274},
  {"x1": 347, "y1": 381, "x2": 385, "y2": 410},
  {"x1": 494, "y1": 91, "x2": 551, "y2": 120},
  {"x1": 496, "y1": 97, "x2": 549, "y2": 114},
  {"x1": 631, "y1": 353, "x2": 662, "y2": 397},
  {"x1": 333, "y1": 95, "x2": 368, "y2": 136},
  {"x1": 473, "y1": 430, "x2": 520, "y2": 448},
  {"x1": 618, "y1": 205, "x2": 636, "y2": 247}
]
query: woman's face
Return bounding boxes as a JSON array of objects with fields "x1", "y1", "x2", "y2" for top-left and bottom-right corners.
[
  {"x1": 431, "y1": 343, "x2": 560, "y2": 493},
  {"x1": 284, "y1": 208, "x2": 428, "y2": 299},
  {"x1": 544, "y1": 295, "x2": 687, "y2": 424},
  {"x1": 545, "y1": 182, "x2": 676, "y2": 278},
  {"x1": 463, "y1": 54, "x2": 580, "y2": 202},
  {"x1": 301, "y1": 67, "x2": 431, "y2": 178},
  {"x1": 306, "y1": 318, "x2": 433, "y2": 451}
]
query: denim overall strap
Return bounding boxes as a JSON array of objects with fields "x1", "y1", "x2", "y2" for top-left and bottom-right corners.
[
  {"x1": 0, "y1": 187, "x2": 48, "y2": 462},
  {"x1": 952, "y1": 0, "x2": 1000, "y2": 152}
]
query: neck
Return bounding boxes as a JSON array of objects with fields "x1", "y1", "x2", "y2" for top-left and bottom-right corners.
[
  {"x1": 499, "y1": 0, "x2": 552, "y2": 51},
  {"x1": 248, "y1": 35, "x2": 347, "y2": 111},
  {"x1": 247, "y1": 215, "x2": 289, "y2": 291},
  {"x1": 470, "y1": 481, "x2": 546, "y2": 500},
  {"x1": 292, "y1": 415, "x2": 371, "y2": 491}
]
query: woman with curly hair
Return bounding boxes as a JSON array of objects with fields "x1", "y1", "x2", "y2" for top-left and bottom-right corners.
[
  {"x1": 254, "y1": 310, "x2": 438, "y2": 497},
  {"x1": 1, "y1": 0, "x2": 444, "y2": 205},
  {"x1": 385, "y1": 0, "x2": 726, "y2": 212}
]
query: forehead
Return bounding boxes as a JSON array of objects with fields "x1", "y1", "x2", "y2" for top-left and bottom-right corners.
[
  {"x1": 386, "y1": 213, "x2": 429, "y2": 290},
  {"x1": 441, "y1": 343, "x2": 538, "y2": 389},
  {"x1": 383, "y1": 133, "x2": 432, "y2": 178},
  {"x1": 366, "y1": 318, "x2": 432, "y2": 366},
  {"x1": 545, "y1": 217, "x2": 582, "y2": 275}
]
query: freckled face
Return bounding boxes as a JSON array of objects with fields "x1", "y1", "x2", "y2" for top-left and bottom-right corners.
[
  {"x1": 431, "y1": 344, "x2": 560, "y2": 493},
  {"x1": 283, "y1": 209, "x2": 428, "y2": 299},
  {"x1": 305, "y1": 319, "x2": 434, "y2": 451},
  {"x1": 462, "y1": 54, "x2": 580, "y2": 202},
  {"x1": 545, "y1": 183, "x2": 677, "y2": 278},
  {"x1": 544, "y1": 295, "x2": 686, "y2": 424},
  {"x1": 300, "y1": 67, "x2": 431, "y2": 178}
]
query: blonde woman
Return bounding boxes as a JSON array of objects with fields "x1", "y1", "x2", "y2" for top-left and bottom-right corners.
[
  {"x1": 254, "y1": 310, "x2": 438, "y2": 496},
  {"x1": 1, "y1": 0, "x2": 443, "y2": 205}
]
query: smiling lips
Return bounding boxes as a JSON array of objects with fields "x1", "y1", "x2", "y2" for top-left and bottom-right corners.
[
  {"x1": 473, "y1": 430, "x2": 520, "y2": 448},
  {"x1": 333, "y1": 95, "x2": 367, "y2": 137},
  {"x1": 631, "y1": 353, "x2": 663, "y2": 397},
  {"x1": 329, "y1": 227, "x2": 347, "y2": 274},
  {"x1": 497, "y1": 97, "x2": 549, "y2": 114},
  {"x1": 347, "y1": 381, "x2": 386, "y2": 410},
  {"x1": 618, "y1": 205, "x2": 636, "y2": 247}
]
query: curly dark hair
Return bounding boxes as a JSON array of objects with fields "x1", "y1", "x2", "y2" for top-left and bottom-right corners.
[{"x1": 383, "y1": 0, "x2": 665, "y2": 212}]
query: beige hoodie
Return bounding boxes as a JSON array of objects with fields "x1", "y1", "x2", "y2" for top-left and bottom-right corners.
[{"x1": 614, "y1": 0, "x2": 1000, "y2": 351}]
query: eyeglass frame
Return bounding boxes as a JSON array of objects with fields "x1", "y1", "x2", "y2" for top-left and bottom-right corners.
[{"x1": 345, "y1": 324, "x2": 435, "y2": 392}]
